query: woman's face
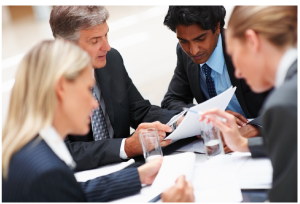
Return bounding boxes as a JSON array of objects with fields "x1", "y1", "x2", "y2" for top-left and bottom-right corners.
[
  {"x1": 225, "y1": 30, "x2": 272, "y2": 93},
  {"x1": 60, "y1": 64, "x2": 98, "y2": 135}
]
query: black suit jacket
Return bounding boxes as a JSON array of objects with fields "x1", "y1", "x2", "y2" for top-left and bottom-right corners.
[
  {"x1": 66, "y1": 48, "x2": 178, "y2": 171},
  {"x1": 253, "y1": 61, "x2": 297, "y2": 202},
  {"x1": 161, "y1": 32, "x2": 269, "y2": 126},
  {"x1": 2, "y1": 137, "x2": 141, "y2": 202}
]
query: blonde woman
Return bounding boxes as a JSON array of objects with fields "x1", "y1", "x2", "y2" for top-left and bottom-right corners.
[
  {"x1": 200, "y1": 6, "x2": 297, "y2": 202},
  {"x1": 2, "y1": 40, "x2": 194, "y2": 202}
]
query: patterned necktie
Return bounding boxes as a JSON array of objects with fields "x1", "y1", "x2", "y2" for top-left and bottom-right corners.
[
  {"x1": 202, "y1": 63, "x2": 217, "y2": 98},
  {"x1": 91, "y1": 87, "x2": 110, "y2": 141}
]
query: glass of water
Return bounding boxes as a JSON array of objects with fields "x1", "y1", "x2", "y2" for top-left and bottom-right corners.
[
  {"x1": 201, "y1": 121, "x2": 224, "y2": 159},
  {"x1": 138, "y1": 128, "x2": 163, "y2": 162}
]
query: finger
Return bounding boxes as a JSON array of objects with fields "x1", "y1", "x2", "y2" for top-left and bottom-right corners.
[
  {"x1": 175, "y1": 175, "x2": 185, "y2": 186},
  {"x1": 158, "y1": 130, "x2": 166, "y2": 138},
  {"x1": 202, "y1": 108, "x2": 236, "y2": 125},
  {"x1": 160, "y1": 139, "x2": 172, "y2": 147},
  {"x1": 224, "y1": 146, "x2": 233, "y2": 153},
  {"x1": 234, "y1": 113, "x2": 248, "y2": 124},
  {"x1": 196, "y1": 135, "x2": 202, "y2": 139},
  {"x1": 209, "y1": 115, "x2": 232, "y2": 133},
  {"x1": 139, "y1": 122, "x2": 173, "y2": 133},
  {"x1": 235, "y1": 117, "x2": 244, "y2": 127}
]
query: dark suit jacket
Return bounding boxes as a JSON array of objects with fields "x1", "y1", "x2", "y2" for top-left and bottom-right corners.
[
  {"x1": 66, "y1": 48, "x2": 178, "y2": 171},
  {"x1": 161, "y1": 32, "x2": 269, "y2": 127},
  {"x1": 2, "y1": 137, "x2": 141, "y2": 202},
  {"x1": 255, "y1": 61, "x2": 297, "y2": 202}
]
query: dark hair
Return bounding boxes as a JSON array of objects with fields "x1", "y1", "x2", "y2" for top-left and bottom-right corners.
[{"x1": 164, "y1": 6, "x2": 226, "y2": 33}]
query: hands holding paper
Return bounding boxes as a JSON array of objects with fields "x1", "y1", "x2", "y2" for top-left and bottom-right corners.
[{"x1": 199, "y1": 108, "x2": 250, "y2": 152}]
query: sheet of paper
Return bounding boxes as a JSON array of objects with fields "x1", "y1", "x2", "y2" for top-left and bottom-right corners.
[
  {"x1": 150, "y1": 152, "x2": 196, "y2": 196},
  {"x1": 176, "y1": 138, "x2": 205, "y2": 154},
  {"x1": 193, "y1": 155, "x2": 243, "y2": 202},
  {"x1": 165, "y1": 86, "x2": 236, "y2": 141},
  {"x1": 74, "y1": 159, "x2": 135, "y2": 182},
  {"x1": 229, "y1": 152, "x2": 273, "y2": 189}
]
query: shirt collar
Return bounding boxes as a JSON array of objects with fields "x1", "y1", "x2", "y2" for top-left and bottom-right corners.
[
  {"x1": 275, "y1": 47, "x2": 297, "y2": 88},
  {"x1": 39, "y1": 126, "x2": 76, "y2": 170},
  {"x1": 200, "y1": 33, "x2": 225, "y2": 74}
]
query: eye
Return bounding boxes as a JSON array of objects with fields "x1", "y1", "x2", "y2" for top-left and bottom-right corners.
[
  {"x1": 196, "y1": 38, "x2": 205, "y2": 42},
  {"x1": 91, "y1": 39, "x2": 98, "y2": 44},
  {"x1": 179, "y1": 40, "x2": 187, "y2": 44}
]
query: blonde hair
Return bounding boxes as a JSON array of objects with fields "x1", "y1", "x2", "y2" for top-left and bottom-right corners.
[
  {"x1": 228, "y1": 6, "x2": 297, "y2": 48},
  {"x1": 2, "y1": 40, "x2": 91, "y2": 178}
]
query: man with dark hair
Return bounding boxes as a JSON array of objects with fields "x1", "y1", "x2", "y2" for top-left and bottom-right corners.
[{"x1": 162, "y1": 6, "x2": 270, "y2": 153}]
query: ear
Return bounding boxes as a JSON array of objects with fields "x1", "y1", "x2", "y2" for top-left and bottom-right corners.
[
  {"x1": 215, "y1": 22, "x2": 221, "y2": 35},
  {"x1": 244, "y1": 29, "x2": 260, "y2": 53},
  {"x1": 55, "y1": 76, "x2": 67, "y2": 102}
]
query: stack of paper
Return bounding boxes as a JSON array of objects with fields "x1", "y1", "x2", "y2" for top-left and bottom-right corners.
[{"x1": 165, "y1": 86, "x2": 236, "y2": 141}]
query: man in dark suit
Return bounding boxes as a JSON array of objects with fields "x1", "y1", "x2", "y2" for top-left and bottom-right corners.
[
  {"x1": 49, "y1": 6, "x2": 180, "y2": 171},
  {"x1": 161, "y1": 6, "x2": 269, "y2": 152}
]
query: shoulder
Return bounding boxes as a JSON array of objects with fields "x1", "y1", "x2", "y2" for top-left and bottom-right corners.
[
  {"x1": 8, "y1": 138, "x2": 70, "y2": 181},
  {"x1": 262, "y1": 75, "x2": 297, "y2": 113},
  {"x1": 106, "y1": 47, "x2": 123, "y2": 62}
]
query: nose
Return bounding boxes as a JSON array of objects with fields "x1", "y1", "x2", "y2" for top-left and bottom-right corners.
[
  {"x1": 100, "y1": 37, "x2": 111, "y2": 52},
  {"x1": 189, "y1": 42, "x2": 200, "y2": 56}
]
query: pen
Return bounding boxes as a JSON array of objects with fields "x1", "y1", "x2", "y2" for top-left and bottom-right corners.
[
  {"x1": 166, "y1": 110, "x2": 187, "y2": 126},
  {"x1": 149, "y1": 193, "x2": 161, "y2": 202},
  {"x1": 183, "y1": 107, "x2": 227, "y2": 122}
]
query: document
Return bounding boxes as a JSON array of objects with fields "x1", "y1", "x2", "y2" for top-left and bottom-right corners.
[
  {"x1": 193, "y1": 155, "x2": 243, "y2": 202},
  {"x1": 165, "y1": 86, "x2": 236, "y2": 141},
  {"x1": 74, "y1": 159, "x2": 135, "y2": 182},
  {"x1": 176, "y1": 138, "x2": 205, "y2": 154},
  {"x1": 229, "y1": 152, "x2": 273, "y2": 189}
]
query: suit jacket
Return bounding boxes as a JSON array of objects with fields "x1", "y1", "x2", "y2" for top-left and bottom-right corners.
[
  {"x1": 257, "y1": 61, "x2": 297, "y2": 202},
  {"x1": 2, "y1": 137, "x2": 141, "y2": 202},
  {"x1": 161, "y1": 32, "x2": 269, "y2": 127},
  {"x1": 66, "y1": 48, "x2": 178, "y2": 171}
]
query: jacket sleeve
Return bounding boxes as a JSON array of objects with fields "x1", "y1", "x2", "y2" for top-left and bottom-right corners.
[
  {"x1": 65, "y1": 137, "x2": 124, "y2": 172},
  {"x1": 80, "y1": 167, "x2": 142, "y2": 202},
  {"x1": 262, "y1": 105, "x2": 297, "y2": 202},
  {"x1": 29, "y1": 168, "x2": 86, "y2": 202},
  {"x1": 161, "y1": 43, "x2": 196, "y2": 111}
]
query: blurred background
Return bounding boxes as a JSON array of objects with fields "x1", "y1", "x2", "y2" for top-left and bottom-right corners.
[{"x1": 2, "y1": 5, "x2": 234, "y2": 125}]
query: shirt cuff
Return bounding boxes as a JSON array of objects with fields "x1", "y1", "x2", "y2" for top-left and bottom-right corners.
[{"x1": 119, "y1": 138, "x2": 128, "y2": 159}]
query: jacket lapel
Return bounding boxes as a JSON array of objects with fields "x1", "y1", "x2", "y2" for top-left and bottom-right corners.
[
  {"x1": 221, "y1": 31, "x2": 251, "y2": 117},
  {"x1": 95, "y1": 68, "x2": 115, "y2": 128}
]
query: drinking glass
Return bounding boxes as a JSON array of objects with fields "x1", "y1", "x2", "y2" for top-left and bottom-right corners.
[
  {"x1": 201, "y1": 121, "x2": 224, "y2": 159},
  {"x1": 138, "y1": 128, "x2": 163, "y2": 162}
]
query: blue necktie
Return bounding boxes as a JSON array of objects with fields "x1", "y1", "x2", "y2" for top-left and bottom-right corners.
[
  {"x1": 91, "y1": 87, "x2": 110, "y2": 141},
  {"x1": 202, "y1": 63, "x2": 217, "y2": 98}
]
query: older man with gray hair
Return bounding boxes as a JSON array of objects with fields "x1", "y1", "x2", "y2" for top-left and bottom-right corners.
[{"x1": 49, "y1": 6, "x2": 183, "y2": 172}]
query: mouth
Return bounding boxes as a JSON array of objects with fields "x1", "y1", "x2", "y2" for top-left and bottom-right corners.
[
  {"x1": 190, "y1": 53, "x2": 204, "y2": 60},
  {"x1": 97, "y1": 54, "x2": 106, "y2": 60}
]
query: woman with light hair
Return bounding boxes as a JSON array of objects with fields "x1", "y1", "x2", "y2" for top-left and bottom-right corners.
[
  {"x1": 2, "y1": 40, "x2": 194, "y2": 202},
  {"x1": 200, "y1": 6, "x2": 297, "y2": 202}
]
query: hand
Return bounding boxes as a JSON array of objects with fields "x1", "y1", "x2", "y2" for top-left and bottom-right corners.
[
  {"x1": 220, "y1": 131, "x2": 233, "y2": 153},
  {"x1": 225, "y1": 110, "x2": 248, "y2": 127},
  {"x1": 239, "y1": 124, "x2": 260, "y2": 138},
  {"x1": 161, "y1": 175, "x2": 195, "y2": 202},
  {"x1": 199, "y1": 108, "x2": 249, "y2": 152},
  {"x1": 176, "y1": 116, "x2": 185, "y2": 127},
  {"x1": 137, "y1": 157, "x2": 163, "y2": 185},
  {"x1": 125, "y1": 121, "x2": 173, "y2": 158}
]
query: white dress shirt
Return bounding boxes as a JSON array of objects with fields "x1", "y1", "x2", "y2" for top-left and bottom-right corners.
[
  {"x1": 275, "y1": 48, "x2": 297, "y2": 88},
  {"x1": 39, "y1": 126, "x2": 76, "y2": 169}
]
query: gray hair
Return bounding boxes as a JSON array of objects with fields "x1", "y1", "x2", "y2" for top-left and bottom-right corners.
[{"x1": 49, "y1": 6, "x2": 109, "y2": 42}]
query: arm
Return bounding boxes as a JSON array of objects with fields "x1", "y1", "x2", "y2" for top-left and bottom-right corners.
[
  {"x1": 80, "y1": 168, "x2": 141, "y2": 202},
  {"x1": 262, "y1": 106, "x2": 297, "y2": 202},
  {"x1": 30, "y1": 169, "x2": 86, "y2": 202},
  {"x1": 65, "y1": 137, "x2": 124, "y2": 172},
  {"x1": 161, "y1": 43, "x2": 196, "y2": 111}
]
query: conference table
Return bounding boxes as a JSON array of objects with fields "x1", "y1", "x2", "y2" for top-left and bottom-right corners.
[{"x1": 75, "y1": 136, "x2": 270, "y2": 202}]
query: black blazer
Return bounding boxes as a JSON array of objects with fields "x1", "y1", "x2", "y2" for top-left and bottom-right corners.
[
  {"x1": 161, "y1": 32, "x2": 269, "y2": 126},
  {"x1": 2, "y1": 137, "x2": 142, "y2": 202},
  {"x1": 66, "y1": 48, "x2": 178, "y2": 171},
  {"x1": 255, "y1": 61, "x2": 297, "y2": 202}
]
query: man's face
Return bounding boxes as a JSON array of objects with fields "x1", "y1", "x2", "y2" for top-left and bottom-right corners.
[
  {"x1": 176, "y1": 24, "x2": 220, "y2": 64},
  {"x1": 78, "y1": 22, "x2": 111, "y2": 69}
]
